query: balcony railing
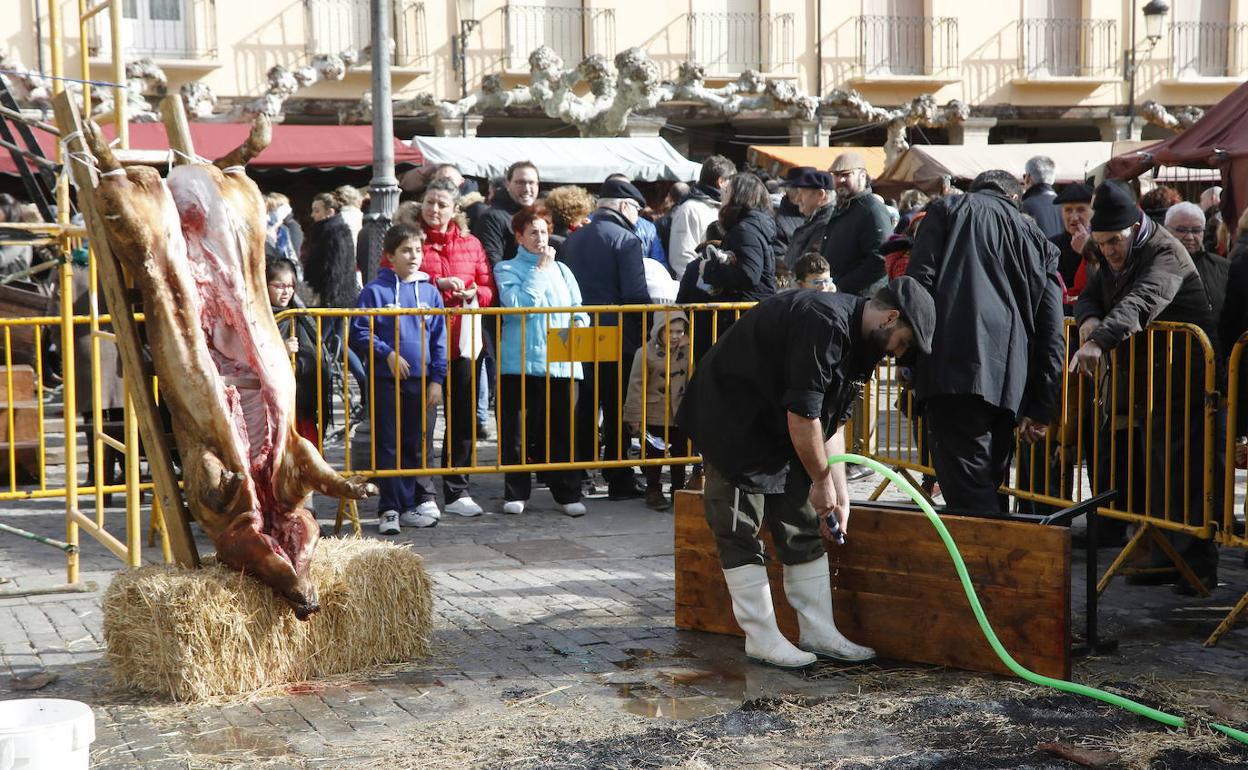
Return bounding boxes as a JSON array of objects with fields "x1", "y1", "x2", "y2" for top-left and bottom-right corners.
[
  {"x1": 689, "y1": 12, "x2": 794, "y2": 75},
  {"x1": 856, "y1": 15, "x2": 957, "y2": 77},
  {"x1": 1019, "y1": 18, "x2": 1118, "y2": 79},
  {"x1": 1170, "y1": 20, "x2": 1248, "y2": 79},
  {"x1": 304, "y1": 0, "x2": 428, "y2": 68},
  {"x1": 505, "y1": 5, "x2": 616, "y2": 70},
  {"x1": 88, "y1": 0, "x2": 218, "y2": 60}
]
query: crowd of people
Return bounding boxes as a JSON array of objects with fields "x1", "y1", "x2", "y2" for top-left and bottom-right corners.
[{"x1": 253, "y1": 153, "x2": 1248, "y2": 580}]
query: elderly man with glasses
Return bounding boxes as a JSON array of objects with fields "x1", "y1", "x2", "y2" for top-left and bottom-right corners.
[
  {"x1": 1166, "y1": 201, "x2": 1229, "y2": 322},
  {"x1": 1070, "y1": 181, "x2": 1220, "y2": 593}
]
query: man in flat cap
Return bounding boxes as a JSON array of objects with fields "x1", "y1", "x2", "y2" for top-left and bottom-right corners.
[
  {"x1": 782, "y1": 168, "x2": 837, "y2": 272},
  {"x1": 1051, "y1": 182, "x2": 1095, "y2": 312},
  {"x1": 677, "y1": 277, "x2": 934, "y2": 669},
  {"x1": 825, "y1": 152, "x2": 891, "y2": 297},
  {"x1": 1071, "y1": 180, "x2": 1219, "y2": 592},
  {"x1": 563, "y1": 176, "x2": 653, "y2": 501},
  {"x1": 906, "y1": 169, "x2": 1065, "y2": 515}
]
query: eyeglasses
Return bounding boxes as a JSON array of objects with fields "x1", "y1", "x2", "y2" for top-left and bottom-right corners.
[
  {"x1": 268, "y1": 282, "x2": 295, "y2": 291},
  {"x1": 806, "y1": 279, "x2": 834, "y2": 287},
  {"x1": 1170, "y1": 226, "x2": 1204, "y2": 236}
]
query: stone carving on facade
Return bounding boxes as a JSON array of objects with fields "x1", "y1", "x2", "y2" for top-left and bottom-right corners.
[
  {"x1": 0, "y1": 53, "x2": 164, "y2": 122},
  {"x1": 823, "y1": 89, "x2": 969, "y2": 166},
  {"x1": 1140, "y1": 100, "x2": 1205, "y2": 133}
]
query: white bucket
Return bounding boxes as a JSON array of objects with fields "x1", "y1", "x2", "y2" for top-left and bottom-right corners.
[{"x1": 0, "y1": 699, "x2": 95, "y2": 770}]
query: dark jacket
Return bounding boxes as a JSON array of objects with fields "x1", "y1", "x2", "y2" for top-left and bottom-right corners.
[
  {"x1": 907, "y1": 189, "x2": 1065, "y2": 423},
  {"x1": 677, "y1": 292, "x2": 879, "y2": 493},
  {"x1": 1219, "y1": 256, "x2": 1248, "y2": 432},
  {"x1": 283, "y1": 213, "x2": 304, "y2": 257},
  {"x1": 703, "y1": 209, "x2": 777, "y2": 302},
  {"x1": 303, "y1": 213, "x2": 358, "y2": 309},
  {"x1": 784, "y1": 203, "x2": 835, "y2": 270},
  {"x1": 824, "y1": 189, "x2": 891, "y2": 297},
  {"x1": 274, "y1": 304, "x2": 334, "y2": 429},
  {"x1": 1191, "y1": 249, "x2": 1230, "y2": 325},
  {"x1": 1075, "y1": 217, "x2": 1216, "y2": 354},
  {"x1": 774, "y1": 196, "x2": 805, "y2": 254},
  {"x1": 560, "y1": 207, "x2": 651, "y2": 351},
  {"x1": 470, "y1": 188, "x2": 523, "y2": 264},
  {"x1": 1021, "y1": 183, "x2": 1063, "y2": 239}
]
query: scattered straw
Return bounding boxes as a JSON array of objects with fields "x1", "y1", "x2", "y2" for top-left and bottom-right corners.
[{"x1": 102, "y1": 538, "x2": 433, "y2": 701}]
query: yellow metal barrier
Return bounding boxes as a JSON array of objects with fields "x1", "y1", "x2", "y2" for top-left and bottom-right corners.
[{"x1": 1208, "y1": 332, "x2": 1248, "y2": 646}]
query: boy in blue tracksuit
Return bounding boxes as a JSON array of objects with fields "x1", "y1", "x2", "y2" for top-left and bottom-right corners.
[{"x1": 350, "y1": 224, "x2": 447, "y2": 533}]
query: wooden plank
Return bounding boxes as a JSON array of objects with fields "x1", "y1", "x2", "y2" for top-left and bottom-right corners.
[
  {"x1": 158, "y1": 95, "x2": 195, "y2": 164},
  {"x1": 52, "y1": 92, "x2": 199, "y2": 568},
  {"x1": 674, "y1": 490, "x2": 1071, "y2": 679}
]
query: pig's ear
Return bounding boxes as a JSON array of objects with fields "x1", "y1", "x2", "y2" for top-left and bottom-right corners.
[
  {"x1": 213, "y1": 113, "x2": 272, "y2": 170},
  {"x1": 83, "y1": 120, "x2": 121, "y2": 173}
]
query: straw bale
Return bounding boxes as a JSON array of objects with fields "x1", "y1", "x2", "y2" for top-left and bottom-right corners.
[{"x1": 102, "y1": 537, "x2": 432, "y2": 701}]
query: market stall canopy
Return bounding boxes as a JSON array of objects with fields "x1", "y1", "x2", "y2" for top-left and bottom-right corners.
[
  {"x1": 404, "y1": 137, "x2": 700, "y2": 185},
  {"x1": 0, "y1": 123, "x2": 424, "y2": 175},
  {"x1": 877, "y1": 142, "x2": 1114, "y2": 194},
  {"x1": 1107, "y1": 79, "x2": 1248, "y2": 223},
  {"x1": 746, "y1": 146, "x2": 888, "y2": 179}
]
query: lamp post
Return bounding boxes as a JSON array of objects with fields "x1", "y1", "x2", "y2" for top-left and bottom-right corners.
[
  {"x1": 358, "y1": 0, "x2": 401, "y2": 283},
  {"x1": 1125, "y1": 0, "x2": 1169, "y2": 127},
  {"x1": 452, "y1": 0, "x2": 480, "y2": 134}
]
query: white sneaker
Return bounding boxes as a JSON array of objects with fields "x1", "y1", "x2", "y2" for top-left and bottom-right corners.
[
  {"x1": 400, "y1": 509, "x2": 439, "y2": 528},
  {"x1": 559, "y1": 501, "x2": 586, "y2": 517},
  {"x1": 378, "y1": 510, "x2": 400, "y2": 536},
  {"x1": 502, "y1": 500, "x2": 525, "y2": 515},
  {"x1": 444, "y1": 497, "x2": 484, "y2": 517},
  {"x1": 416, "y1": 500, "x2": 441, "y2": 521}
]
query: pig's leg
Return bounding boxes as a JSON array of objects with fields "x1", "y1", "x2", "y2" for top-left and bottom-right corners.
[{"x1": 275, "y1": 433, "x2": 378, "y2": 504}]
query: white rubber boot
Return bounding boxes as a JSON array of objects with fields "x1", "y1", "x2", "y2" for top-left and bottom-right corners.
[
  {"x1": 783, "y1": 557, "x2": 876, "y2": 663},
  {"x1": 722, "y1": 564, "x2": 817, "y2": 669}
]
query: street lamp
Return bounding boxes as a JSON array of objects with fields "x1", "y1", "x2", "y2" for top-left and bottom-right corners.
[
  {"x1": 1125, "y1": 0, "x2": 1169, "y2": 126},
  {"x1": 453, "y1": 0, "x2": 480, "y2": 98}
]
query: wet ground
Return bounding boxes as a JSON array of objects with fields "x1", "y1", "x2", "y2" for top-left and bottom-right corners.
[{"x1": 2, "y1": 457, "x2": 1248, "y2": 769}]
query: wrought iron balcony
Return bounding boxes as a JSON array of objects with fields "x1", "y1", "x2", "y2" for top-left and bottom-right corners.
[
  {"x1": 1019, "y1": 18, "x2": 1118, "y2": 79},
  {"x1": 856, "y1": 15, "x2": 958, "y2": 78},
  {"x1": 304, "y1": 0, "x2": 429, "y2": 69},
  {"x1": 88, "y1": 0, "x2": 218, "y2": 60},
  {"x1": 504, "y1": 5, "x2": 616, "y2": 70},
  {"x1": 1170, "y1": 20, "x2": 1248, "y2": 79},
  {"x1": 688, "y1": 12, "x2": 794, "y2": 75}
]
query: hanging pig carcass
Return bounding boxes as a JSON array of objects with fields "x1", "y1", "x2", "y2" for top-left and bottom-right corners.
[{"x1": 83, "y1": 118, "x2": 375, "y2": 619}]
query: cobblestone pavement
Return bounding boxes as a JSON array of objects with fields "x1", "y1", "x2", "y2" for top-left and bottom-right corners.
[{"x1": 1, "y1": 457, "x2": 1247, "y2": 768}]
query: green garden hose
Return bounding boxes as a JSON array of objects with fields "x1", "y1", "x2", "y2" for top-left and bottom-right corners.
[{"x1": 828, "y1": 453, "x2": 1248, "y2": 746}]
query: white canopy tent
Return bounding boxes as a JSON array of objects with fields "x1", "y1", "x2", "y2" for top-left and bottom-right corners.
[{"x1": 404, "y1": 136, "x2": 701, "y2": 185}]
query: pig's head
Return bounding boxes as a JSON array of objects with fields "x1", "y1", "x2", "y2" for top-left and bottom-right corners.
[{"x1": 215, "y1": 508, "x2": 321, "y2": 620}]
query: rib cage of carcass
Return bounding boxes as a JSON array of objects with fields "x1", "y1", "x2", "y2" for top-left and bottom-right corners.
[{"x1": 82, "y1": 117, "x2": 376, "y2": 619}]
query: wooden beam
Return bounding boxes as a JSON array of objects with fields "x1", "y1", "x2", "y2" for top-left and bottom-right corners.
[
  {"x1": 52, "y1": 93, "x2": 200, "y2": 568},
  {"x1": 674, "y1": 491, "x2": 1071, "y2": 679},
  {"x1": 159, "y1": 95, "x2": 196, "y2": 164}
]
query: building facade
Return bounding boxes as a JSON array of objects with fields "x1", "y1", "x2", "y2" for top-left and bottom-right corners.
[{"x1": 6, "y1": 0, "x2": 1247, "y2": 151}]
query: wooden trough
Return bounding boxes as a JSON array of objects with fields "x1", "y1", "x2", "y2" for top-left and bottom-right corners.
[{"x1": 674, "y1": 490, "x2": 1072, "y2": 679}]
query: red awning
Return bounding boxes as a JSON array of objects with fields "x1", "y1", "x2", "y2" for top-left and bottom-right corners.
[
  {"x1": 0, "y1": 122, "x2": 423, "y2": 176},
  {"x1": 1107, "y1": 79, "x2": 1248, "y2": 225}
]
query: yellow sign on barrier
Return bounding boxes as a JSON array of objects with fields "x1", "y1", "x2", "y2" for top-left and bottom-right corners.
[{"x1": 546, "y1": 326, "x2": 620, "y2": 363}]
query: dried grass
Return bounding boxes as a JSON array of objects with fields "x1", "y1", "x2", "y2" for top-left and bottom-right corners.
[{"x1": 102, "y1": 537, "x2": 433, "y2": 701}]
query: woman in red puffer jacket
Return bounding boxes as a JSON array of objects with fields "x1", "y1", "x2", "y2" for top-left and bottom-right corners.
[{"x1": 415, "y1": 178, "x2": 497, "y2": 517}]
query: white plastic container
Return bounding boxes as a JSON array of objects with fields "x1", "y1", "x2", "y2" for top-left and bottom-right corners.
[{"x1": 0, "y1": 699, "x2": 95, "y2": 770}]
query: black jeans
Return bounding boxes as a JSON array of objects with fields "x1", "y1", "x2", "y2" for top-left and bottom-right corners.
[
  {"x1": 640, "y1": 425, "x2": 687, "y2": 492},
  {"x1": 924, "y1": 394, "x2": 1016, "y2": 515},
  {"x1": 440, "y1": 356, "x2": 479, "y2": 501},
  {"x1": 499, "y1": 374, "x2": 581, "y2": 504}
]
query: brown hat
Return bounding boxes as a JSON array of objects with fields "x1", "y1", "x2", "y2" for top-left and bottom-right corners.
[{"x1": 829, "y1": 151, "x2": 867, "y2": 174}]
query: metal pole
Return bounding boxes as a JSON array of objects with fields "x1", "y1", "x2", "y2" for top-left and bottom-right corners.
[
  {"x1": 357, "y1": 0, "x2": 401, "y2": 283},
  {"x1": 459, "y1": 21, "x2": 470, "y2": 136},
  {"x1": 1126, "y1": 0, "x2": 1138, "y2": 124}
]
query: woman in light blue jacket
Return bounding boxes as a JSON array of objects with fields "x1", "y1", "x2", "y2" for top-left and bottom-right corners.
[{"x1": 493, "y1": 205, "x2": 590, "y2": 516}]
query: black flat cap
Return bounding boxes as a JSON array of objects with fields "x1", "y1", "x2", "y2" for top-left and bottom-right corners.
[
  {"x1": 889, "y1": 275, "x2": 935, "y2": 355},
  {"x1": 782, "y1": 166, "x2": 817, "y2": 186},
  {"x1": 1054, "y1": 182, "x2": 1094, "y2": 205},
  {"x1": 599, "y1": 178, "x2": 646, "y2": 207},
  {"x1": 1090, "y1": 180, "x2": 1140, "y2": 232},
  {"x1": 787, "y1": 168, "x2": 836, "y2": 191}
]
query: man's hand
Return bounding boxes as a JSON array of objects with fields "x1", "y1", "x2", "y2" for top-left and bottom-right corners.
[
  {"x1": 1018, "y1": 417, "x2": 1048, "y2": 444},
  {"x1": 285, "y1": 337, "x2": 299, "y2": 355},
  {"x1": 808, "y1": 470, "x2": 837, "y2": 518},
  {"x1": 1078, "y1": 317, "x2": 1101, "y2": 345},
  {"x1": 1071, "y1": 222, "x2": 1090, "y2": 255},
  {"x1": 426, "y1": 382, "x2": 443, "y2": 407},
  {"x1": 387, "y1": 351, "x2": 411, "y2": 380},
  {"x1": 819, "y1": 501, "x2": 850, "y2": 543},
  {"x1": 1068, "y1": 340, "x2": 1102, "y2": 377}
]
